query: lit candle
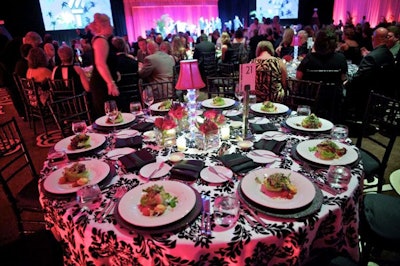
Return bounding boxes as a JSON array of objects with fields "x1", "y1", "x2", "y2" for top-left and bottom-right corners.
[
  {"x1": 220, "y1": 125, "x2": 230, "y2": 140},
  {"x1": 177, "y1": 136, "x2": 186, "y2": 151}
]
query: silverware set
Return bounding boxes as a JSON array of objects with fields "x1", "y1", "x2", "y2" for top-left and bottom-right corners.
[{"x1": 97, "y1": 186, "x2": 127, "y2": 222}]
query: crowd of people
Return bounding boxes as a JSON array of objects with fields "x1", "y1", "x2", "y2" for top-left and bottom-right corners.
[{"x1": 0, "y1": 12, "x2": 399, "y2": 125}]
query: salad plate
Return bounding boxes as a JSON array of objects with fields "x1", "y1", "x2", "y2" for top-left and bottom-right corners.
[
  {"x1": 139, "y1": 162, "x2": 172, "y2": 179},
  {"x1": 296, "y1": 139, "x2": 359, "y2": 166},
  {"x1": 240, "y1": 168, "x2": 315, "y2": 210},
  {"x1": 95, "y1": 113, "x2": 136, "y2": 127},
  {"x1": 54, "y1": 133, "x2": 106, "y2": 155},
  {"x1": 118, "y1": 180, "x2": 196, "y2": 227},
  {"x1": 200, "y1": 166, "x2": 233, "y2": 183},
  {"x1": 43, "y1": 159, "x2": 110, "y2": 194},
  {"x1": 250, "y1": 103, "x2": 289, "y2": 114},
  {"x1": 150, "y1": 101, "x2": 174, "y2": 112},
  {"x1": 285, "y1": 116, "x2": 333, "y2": 132},
  {"x1": 247, "y1": 150, "x2": 279, "y2": 164},
  {"x1": 201, "y1": 98, "x2": 235, "y2": 109}
]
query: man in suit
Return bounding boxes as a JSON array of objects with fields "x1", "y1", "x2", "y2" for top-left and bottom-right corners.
[
  {"x1": 346, "y1": 27, "x2": 396, "y2": 120},
  {"x1": 193, "y1": 34, "x2": 216, "y2": 81}
]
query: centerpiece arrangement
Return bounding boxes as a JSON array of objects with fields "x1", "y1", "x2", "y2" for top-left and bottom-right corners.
[
  {"x1": 168, "y1": 103, "x2": 189, "y2": 133},
  {"x1": 203, "y1": 110, "x2": 226, "y2": 126},
  {"x1": 197, "y1": 118, "x2": 220, "y2": 150},
  {"x1": 154, "y1": 116, "x2": 177, "y2": 147}
]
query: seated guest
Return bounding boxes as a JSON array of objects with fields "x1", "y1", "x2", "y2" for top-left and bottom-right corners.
[
  {"x1": 387, "y1": 25, "x2": 400, "y2": 59},
  {"x1": 51, "y1": 45, "x2": 90, "y2": 94},
  {"x1": 26, "y1": 47, "x2": 52, "y2": 83},
  {"x1": 220, "y1": 32, "x2": 234, "y2": 63},
  {"x1": 136, "y1": 37, "x2": 148, "y2": 63},
  {"x1": 297, "y1": 30, "x2": 310, "y2": 58},
  {"x1": 112, "y1": 36, "x2": 139, "y2": 76},
  {"x1": 171, "y1": 36, "x2": 188, "y2": 63},
  {"x1": 296, "y1": 27, "x2": 348, "y2": 123},
  {"x1": 250, "y1": 41, "x2": 287, "y2": 103},
  {"x1": 337, "y1": 26, "x2": 362, "y2": 65},
  {"x1": 275, "y1": 28, "x2": 294, "y2": 58},
  {"x1": 193, "y1": 33, "x2": 216, "y2": 79},
  {"x1": 14, "y1": 43, "x2": 32, "y2": 78},
  {"x1": 43, "y1": 42, "x2": 59, "y2": 70},
  {"x1": 345, "y1": 27, "x2": 396, "y2": 120}
]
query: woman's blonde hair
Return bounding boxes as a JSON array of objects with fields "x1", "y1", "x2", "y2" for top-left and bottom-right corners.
[
  {"x1": 281, "y1": 28, "x2": 294, "y2": 46},
  {"x1": 88, "y1": 13, "x2": 112, "y2": 35},
  {"x1": 256, "y1": 41, "x2": 275, "y2": 57},
  {"x1": 221, "y1": 32, "x2": 231, "y2": 45}
]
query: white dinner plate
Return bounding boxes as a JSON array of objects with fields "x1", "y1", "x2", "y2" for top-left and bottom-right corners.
[
  {"x1": 118, "y1": 180, "x2": 196, "y2": 227},
  {"x1": 201, "y1": 98, "x2": 236, "y2": 109},
  {"x1": 142, "y1": 130, "x2": 156, "y2": 142},
  {"x1": 247, "y1": 150, "x2": 279, "y2": 164},
  {"x1": 285, "y1": 116, "x2": 334, "y2": 132},
  {"x1": 54, "y1": 133, "x2": 106, "y2": 155},
  {"x1": 105, "y1": 147, "x2": 135, "y2": 160},
  {"x1": 223, "y1": 110, "x2": 242, "y2": 117},
  {"x1": 150, "y1": 101, "x2": 174, "y2": 112},
  {"x1": 262, "y1": 131, "x2": 288, "y2": 141},
  {"x1": 390, "y1": 169, "x2": 400, "y2": 196},
  {"x1": 250, "y1": 103, "x2": 289, "y2": 114},
  {"x1": 240, "y1": 168, "x2": 315, "y2": 210},
  {"x1": 43, "y1": 159, "x2": 110, "y2": 194},
  {"x1": 249, "y1": 117, "x2": 270, "y2": 124},
  {"x1": 296, "y1": 139, "x2": 359, "y2": 166},
  {"x1": 145, "y1": 116, "x2": 163, "y2": 123},
  {"x1": 95, "y1": 113, "x2": 136, "y2": 127},
  {"x1": 200, "y1": 166, "x2": 233, "y2": 183},
  {"x1": 139, "y1": 162, "x2": 172, "y2": 179}
]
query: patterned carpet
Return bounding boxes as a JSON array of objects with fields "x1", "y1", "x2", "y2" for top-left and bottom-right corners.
[
  {"x1": 35, "y1": 130, "x2": 62, "y2": 148},
  {"x1": 0, "y1": 87, "x2": 11, "y2": 115}
]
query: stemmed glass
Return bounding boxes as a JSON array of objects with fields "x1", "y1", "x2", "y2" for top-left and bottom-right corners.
[
  {"x1": 142, "y1": 88, "x2": 154, "y2": 118},
  {"x1": 235, "y1": 85, "x2": 244, "y2": 110},
  {"x1": 71, "y1": 121, "x2": 87, "y2": 135},
  {"x1": 104, "y1": 100, "x2": 119, "y2": 148}
]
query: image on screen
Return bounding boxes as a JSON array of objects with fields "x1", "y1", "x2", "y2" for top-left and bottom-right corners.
[
  {"x1": 39, "y1": 0, "x2": 113, "y2": 31},
  {"x1": 256, "y1": 0, "x2": 299, "y2": 19}
]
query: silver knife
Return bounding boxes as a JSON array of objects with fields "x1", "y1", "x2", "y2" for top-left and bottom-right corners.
[
  {"x1": 147, "y1": 161, "x2": 165, "y2": 180},
  {"x1": 209, "y1": 166, "x2": 231, "y2": 181}
]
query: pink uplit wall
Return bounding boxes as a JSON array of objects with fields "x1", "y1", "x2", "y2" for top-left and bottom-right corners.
[
  {"x1": 333, "y1": 0, "x2": 400, "y2": 27},
  {"x1": 123, "y1": 0, "x2": 218, "y2": 43}
]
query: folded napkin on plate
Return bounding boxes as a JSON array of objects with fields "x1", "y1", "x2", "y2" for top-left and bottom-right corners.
[
  {"x1": 219, "y1": 153, "x2": 260, "y2": 174},
  {"x1": 118, "y1": 149, "x2": 155, "y2": 172},
  {"x1": 115, "y1": 136, "x2": 142, "y2": 149},
  {"x1": 250, "y1": 123, "x2": 278, "y2": 134},
  {"x1": 228, "y1": 113, "x2": 255, "y2": 122},
  {"x1": 169, "y1": 160, "x2": 205, "y2": 182},
  {"x1": 254, "y1": 139, "x2": 286, "y2": 154},
  {"x1": 130, "y1": 122, "x2": 154, "y2": 132}
]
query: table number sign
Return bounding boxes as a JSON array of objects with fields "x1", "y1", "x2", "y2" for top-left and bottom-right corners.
[{"x1": 239, "y1": 63, "x2": 256, "y2": 92}]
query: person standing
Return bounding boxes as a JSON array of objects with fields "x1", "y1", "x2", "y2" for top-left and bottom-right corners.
[{"x1": 88, "y1": 13, "x2": 119, "y2": 119}]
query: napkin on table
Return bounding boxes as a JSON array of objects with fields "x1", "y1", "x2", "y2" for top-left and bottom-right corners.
[
  {"x1": 169, "y1": 160, "x2": 205, "y2": 182},
  {"x1": 130, "y1": 122, "x2": 154, "y2": 132},
  {"x1": 118, "y1": 149, "x2": 155, "y2": 172},
  {"x1": 115, "y1": 136, "x2": 142, "y2": 149},
  {"x1": 250, "y1": 123, "x2": 278, "y2": 134},
  {"x1": 219, "y1": 153, "x2": 260, "y2": 174},
  {"x1": 254, "y1": 139, "x2": 286, "y2": 154}
]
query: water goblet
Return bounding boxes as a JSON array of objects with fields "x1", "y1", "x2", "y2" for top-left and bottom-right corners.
[
  {"x1": 327, "y1": 165, "x2": 351, "y2": 191},
  {"x1": 330, "y1": 124, "x2": 349, "y2": 143},
  {"x1": 104, "y1": 100, "x2": 119, "y2": 148},
  {"x1": 296, "y1": 105, "x2": 311, "y2": 116},
  {"x1": 76, "y1": 184, "x2": 102, "y2": 211},
  {"x1": 213, "y1": 195, "x2": 240, "y2": 228},
  {"x1": 235, "y1": 85, "x2": 244, "y2": 110},
  {"x1": 129, "y1": 101, "x2": 143, "y2": 116},
  {"x1": 71, "y1": 120, "x2": 87, "y2": 135},
  {"x1": 142, "y1": 88, "x2": 154, "y2": 118}
]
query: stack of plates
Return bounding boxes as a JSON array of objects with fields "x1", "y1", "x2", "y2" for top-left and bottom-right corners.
[
  {"x1": 116, "y1": 180, "x2": 202, "y2": 234},
  {"x1": 238, "y1": 168, "x2": 323, "y2": 218}
]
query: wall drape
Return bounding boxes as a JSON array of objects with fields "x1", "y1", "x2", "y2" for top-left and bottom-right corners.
[{"x1": 333, "y1": 0, "x2": 400, "y2": 27}]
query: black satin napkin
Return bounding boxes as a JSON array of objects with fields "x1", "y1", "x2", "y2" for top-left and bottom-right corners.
[
  {"x1": 219, "y1": 153, "x2": 260, "y2": 174},
  {"x1": 115, "y1": 136, "x2": 143, "y2": 149},
  {"x1": 228, "y1": 113, "x2": 255, "y2": 122},
  {"x1": 130, "y1": 122, "x2": 154, "y2": 132},
  {"x1": 254, "y1": 139, "x2": 286, "y2": 154},
  {"x1": 250, "y1": 123, "x2": 278, "y2": 134},
  {"x1": 118, "y1": 149, "x2": 155, "y2": 172},
  {"x1": 169, "y1": 160, "x2": 205, "y2": 182}
]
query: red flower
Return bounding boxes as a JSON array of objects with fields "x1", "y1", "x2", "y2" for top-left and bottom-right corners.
[
  {"x1": 283, "y1": 55, "x2": 293, "y2": 62},
  {"x1": 203, "y1": 110, "x2": 226, "y2": 125},
  {"x1": 198, "y1": 119, "x2": 218, "y2": 135},
  {"x1": 154, "y1": 117, "x2": 177, "y2": 130},
  {"x1": 168, "y1": 104, "x2": 187, "y2": 119}
]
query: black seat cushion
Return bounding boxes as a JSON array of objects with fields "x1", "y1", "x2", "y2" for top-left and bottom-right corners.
[{"x1": 359, "y1": 149, "x2": 380, "y2": 182}]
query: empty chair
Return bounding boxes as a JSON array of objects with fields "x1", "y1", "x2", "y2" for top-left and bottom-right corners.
[
  {"x1": 206, "y1": 76, "x2": 238, "y2": 99},
  {"x1": 47, "y1": 92, "x2": 92, "y2": 138},
  {"x1": 48, "y1": 78, "x2": 76, "y2": 101},
  {"x1": 18, "y1": 77, "x2": 53, "y2": 136},
  {"x1": 138, "y1": 79, "x2": 176, "y2": 104},
  {"x1": 200, "y1": 51, "x2": 217, "y2": 80},
  {"x1": 0, "y1": 117, "x2": 45, "y2": 237},
  {"x1": 356, "y1": 91, "x2": 400, "y2": 193},
  {"x1": 12, "y1": 72, "x2": 30, "y2": 121},
  {"x1": 116, "y1": 72, "x2": 140, "y2": 112},
  {"x1": 285, "y1": 77, "x2": 322, "y2": 112}
]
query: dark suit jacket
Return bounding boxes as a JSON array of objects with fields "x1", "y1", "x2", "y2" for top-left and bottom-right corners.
[{"x1": 193, "y1": 40, "x2": 215, "y2": 65}]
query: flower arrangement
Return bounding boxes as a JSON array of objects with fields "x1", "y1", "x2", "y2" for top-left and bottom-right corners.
[
  {"x1": 203, "y1": 110, "x2": 226, "y2": 125},
  {"x1": 154, "y1": 117, "x2": 177, "y2": 131},
  {"x1": 282, "y1": 55, "x2": 293, "y2": 62},
  {"x1": 197, "y1": 119, "x2": 218, "y2": 135},
  {"x1": 168, "y1": 103, "x2": 187, "y2": 120}
]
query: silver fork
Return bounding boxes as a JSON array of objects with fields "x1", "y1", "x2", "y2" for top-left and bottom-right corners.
[{"x1": 98, "y1": 186, "x2": 127, "y2": 222}]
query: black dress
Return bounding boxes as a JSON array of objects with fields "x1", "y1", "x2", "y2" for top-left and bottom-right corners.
[
  {"x1": 52, "y1": 64, "x2": 86, "y2": 94},
  {"x1": 89, "y1": 35, "x2": 118, "y2": 119}
]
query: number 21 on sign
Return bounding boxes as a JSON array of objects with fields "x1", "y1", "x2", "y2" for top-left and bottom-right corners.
[{"x1": 239, "y1": 63, "x2": 256, "y2": 91}]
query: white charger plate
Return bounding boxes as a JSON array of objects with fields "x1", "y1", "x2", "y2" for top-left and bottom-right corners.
[
  {"x1": 241, "y1": 168, "x2": 315, "y2": 210},
  {"x1": 201, "y1": 98, "x2": 236, "y2": 109},
  {"x1": 285, "y1": 116, "x2": 334, "y2": 132},
  {"x1": 118, "y1": 180, "x2": 196, "y2": 227},
  {"x1": 54, "y1": 133, "x2": 106, "y2": 155},
  {"x1": 250, "y1": 103, "x2": 289, "y2": 114},
  {"x1": 43, "y1": 159, "x2": 110, "y2": 194},
  {"x1": 95, "y1": 113, "x2": 136, "y2": 127},
  {"x1": 296, "y1": 139, "x2": 359, "y2": 166}
]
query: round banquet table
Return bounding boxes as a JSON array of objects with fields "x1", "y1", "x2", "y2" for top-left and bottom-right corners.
[{"x1": 39, "y1": 107, "x2": 363, "y2": 265}]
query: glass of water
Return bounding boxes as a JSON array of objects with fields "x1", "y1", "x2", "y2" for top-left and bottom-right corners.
[
  {"x1": 76, "y1": 184, "x2": 102, "y2": 210},
  {"x1": 296, "y1": 105, "x2": 311, "y2": 116},
  {"x1": 129, "y1": 101, "x2": 143, "y2": 115},
  {"x1": 213, "y1": 195, "x2": 240, "y2": 228},
  {"x1": 327, "y1": 165, "x2": 351, "y2": 191},
  {"x1": 330, "y1": 124, "x2": 349, "y2": 142}
]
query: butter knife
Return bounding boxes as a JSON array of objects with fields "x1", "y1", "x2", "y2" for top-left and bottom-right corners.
[{"x1": 208, "y1": 166, "x2": 231, "y2": 181}]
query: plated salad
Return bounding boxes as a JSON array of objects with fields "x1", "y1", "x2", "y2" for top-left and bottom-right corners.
[
  {"x1": 300, "y1": 113, "x2": 322, "y2": 129},
  {"x1": 309, "y1": 139, "x2": 347, "y2": 160},
  {"x1": 138, "y1": 184, "x2": 178, "y2": 216},
  {"x1": 256, "y1": 173, "x2": 297, "y2": 199}
]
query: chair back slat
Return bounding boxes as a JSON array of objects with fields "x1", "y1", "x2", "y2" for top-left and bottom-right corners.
[
  {"x1": 206, "y1": 76, "x2": 239, "y2": 99},
  {"x1": 285, "y1": 77, "x2": 322, "y2": 111}
]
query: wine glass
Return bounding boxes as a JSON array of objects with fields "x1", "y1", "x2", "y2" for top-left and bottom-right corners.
[
  {"x1": 104, "y1": 100, "x2": 119, "y2": 148},
  {"x1": 235, "y1": 85, "x2": 244, "y2": 110},
  {"x1": 71, "y1": 121, "x2": 87, "y2": 135},
  {"x1": 142, "y1": 88, "x2": 154, "y2": 118},
  {"x1": 129, "y1": 101, "x2": 143, "y2": 116},
  {"x1": 296, "y1": 105, "x2": 311, "y2": 116}
]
